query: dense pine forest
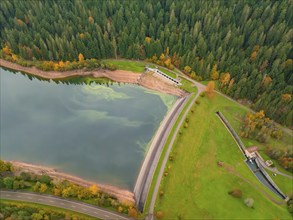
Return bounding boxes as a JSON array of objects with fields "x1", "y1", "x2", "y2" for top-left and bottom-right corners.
[{"x1": 0, "y1": 0, "x2": 292, "y2": 126}]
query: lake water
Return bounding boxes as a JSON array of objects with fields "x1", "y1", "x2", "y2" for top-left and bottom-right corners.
[{"x1": 0, "y1": 68, "x2": 176, "y2": 189}]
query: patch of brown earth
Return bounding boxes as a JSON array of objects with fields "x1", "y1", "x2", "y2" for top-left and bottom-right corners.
[
  {"x1": 0, "y1": 59, "x2": 185, "y2": 97},
  {"x1": 9, "y1": 160, "x2": 135, "y2": 205}
]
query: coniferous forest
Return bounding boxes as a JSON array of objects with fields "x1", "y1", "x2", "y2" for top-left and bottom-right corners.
[{"x1": 0, "y1": 0, "x2": 292, "y2": 126}]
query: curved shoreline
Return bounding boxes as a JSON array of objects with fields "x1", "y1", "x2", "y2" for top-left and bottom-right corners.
[
  {"x1": 0, "y1": 59, "x2": 185, "y2": 97},
  {"x1": 1, "y1": 58, "x2": 187, "y2": 207},
  {"x1": 8, "y1": 160, "x2": 135, "y2": 205}
]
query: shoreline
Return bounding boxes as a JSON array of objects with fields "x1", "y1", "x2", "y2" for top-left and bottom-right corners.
[
  {"x1": 8, "y1": 160, "x2": 135, "y2": 205},
  {"x1": 0, "y1": 59, "x2": 185, "y2": 97},
  {"x1": 1, "y1": 58, "x2": 187, "y2": 207}
]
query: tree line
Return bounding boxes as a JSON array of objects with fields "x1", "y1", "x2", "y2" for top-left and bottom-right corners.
[
  {"x1": 0, "y1": 160, "x2": 139, "y2": 218},
  {"x1": 0, "y1": 0, "x2": 292, "y2": 126}
]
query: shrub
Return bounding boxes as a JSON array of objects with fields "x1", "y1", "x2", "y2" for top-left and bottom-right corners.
[
  {"x1": 3, "y1": 177, "x2": 14, "y2": 189},
  {"x1": 184, "y1": 123, "x2": 188, "y2": 128},
  {"x1": 200, "y1": 92, "x2": 205, "y2": 97},
  {"x1": 164, "y1": 171, "x2": 169, "y2": 177},
  {"x1": 185, "y1": 118, "x2": 189, "y2": 123},
  {"x1": 39, "y1": 183, "x2": 48, "y2": 193},
  {"x1": 159, "y1": 190, "x2": 164, "y2": 197},
  {"x1": 13, "y1": 180, "x2": 20, "y2": 190},
  {"x1": 191, "y1": 109, "x2": 194, "y2": 113},
  {"x1": 156, "y1": 211, "x2": 165, "y2": 218},
  {"x1": 244, "y1": 198, "x2": 254, "y2": 208},
  {"x1": 118, "y1": 206, "x2": 124, "y2": 213},
  {"x1": 228, "y1": 189, "x2": 242, "y2": 198},
  {"x1": 128, "y1": 207, "x2": 138, "y2": 218},
  {"x1": 39, "y1": 175, "x2": 51, "y2": 185},
  {"x1": 19, "y1": 172, "x2": 31, "y2": 181},
  {"x1": 169, "y1": 155, "x2": 174, "y2": 161},
  {"x1": 195, "y1": 100, "x2": 200, "y2": 105}
]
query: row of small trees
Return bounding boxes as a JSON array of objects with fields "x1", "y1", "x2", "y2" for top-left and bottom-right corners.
[
  {"x1": 1, "y1": 46, "x2": 117, "y2": 72},
  {"x1": 0, "y1": 160, "x2": 138, "y2": 217},
  {"x1": 240, "y1": 110, "x2": 283, "y2": 143},
  {"x1": 1, "y1": 201, "x2": 92, "y2": 220}
]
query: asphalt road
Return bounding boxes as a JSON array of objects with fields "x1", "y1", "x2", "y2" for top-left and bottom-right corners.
[
  {"x1": 133, "y1": 95, "x2": 190, "y2": 212},
  {"x1": 0, "y1": 190, "x2": 130, "y2": 220}
]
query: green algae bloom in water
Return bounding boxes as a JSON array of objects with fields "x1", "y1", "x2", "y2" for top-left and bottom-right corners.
[{"x1": 0, "y1": 68, "x2": 176, "y2": 189}]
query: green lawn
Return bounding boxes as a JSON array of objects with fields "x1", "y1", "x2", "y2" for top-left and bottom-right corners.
[
  {"x1": 102, "y1": 59, "x2": 177, "y2": 78},
  {"x1": 264, "y1": 169, "x2": 293, "y2": 196},
  {"x1": 179, "y1": 77, "x2": 198, "y2": 93},
  {"x1": 0, "y1": 199, "x2": 97, "y2": 219},
  {"x1": 102, "y1": 59, "x2": 146, "y2": 72},
  {"x1": 157, "y1": 67, "x2": 176, "y2": 78},
  {"x1": 154, "y1": 93, "x2": 291, "y2": 219}
]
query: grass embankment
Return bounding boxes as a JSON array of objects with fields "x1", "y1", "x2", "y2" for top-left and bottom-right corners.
[
  {"x1": 102, "y1": 59, "x2": 146, "y2": 72},
  {"x1": 102, "y1": 59, "x2": 177, "y2": 78},
  {"x1": 153, "y1": 93, "x2": 291, "y2": 219},
  {"x1": 0, "y1": 199, "x2": 97, "y2": 219}
]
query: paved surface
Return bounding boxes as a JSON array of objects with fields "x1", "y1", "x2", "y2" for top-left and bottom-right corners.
[
  {"x1": 0, "y1": 190, "x2": 130, "y2": 220},
  {"x1": 257, "y1": 158, "x2": 293, "y2": 179},
  {"x1": 134, "y1": 95, "x2": 190, "y2": 211}
]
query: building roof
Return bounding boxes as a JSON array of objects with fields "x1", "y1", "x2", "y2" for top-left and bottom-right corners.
[{"x1": 246, "y1": 146, "x2": 258, "y2": 153}]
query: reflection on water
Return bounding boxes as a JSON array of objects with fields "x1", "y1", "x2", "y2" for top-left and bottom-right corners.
[{"x1": 0, "y1": 69, "x2": 176, "y2": 189}]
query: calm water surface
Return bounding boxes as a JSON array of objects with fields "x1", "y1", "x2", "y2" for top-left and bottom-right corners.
[{"x1": 0, "y1": 68, "x2": 176, "y2": 189}]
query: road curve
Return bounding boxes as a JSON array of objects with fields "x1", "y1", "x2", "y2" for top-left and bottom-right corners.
[{"x1": 0, "y1": 190, "x2": 130, "y2": 220}]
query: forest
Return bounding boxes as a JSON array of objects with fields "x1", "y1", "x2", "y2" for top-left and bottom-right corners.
[{"x1": 0, "y1": 0, "x2": 292, "y2": 126}]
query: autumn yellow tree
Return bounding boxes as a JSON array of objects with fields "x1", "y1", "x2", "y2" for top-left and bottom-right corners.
[
  {"x1": 89, "y1": 184, "x2": 99, "y2": 195},
  {"x1": 3, "y1": 45, "x2": 12, "y2": 56},
  {"x1": 281, "y1": 94, "x2": 292, "y2": 102},
  {"x1": 159, "y1": 53, "x2": 165, "y2": 62},
  {"x1": 53, "y1": 188, "x2": 61, "y2": 196},
  {"x1": 250, "y1": 51, "x2": 257, "y2": 61},
  {"x1": 190, "y1": 71, "x2": 196, "y2": 79},
  {"x1": 164, "y1": 57, "x2": 171, "y2": 68},
  {"x1": 88, "y1": 16, "x2": 94, "y2": 23},
  {"x1": 128, "y1": 207, "x2": 138, "y2": 218},
  {"x1": 210, "y1": 64, "x2": 219, "y2": 80},
  {"x1": 183, "y1": 65, "x2": 191, "y2": 74},
  {"x1": 206, "y1": 81, "x2": 215, "y2": 96},
  {"x1": 145, "y1": 37, "x2": 151, "y2": 44},
  {"x1": 78, "y1": 53, "x2": 84, "y2": 62},
  {"x1": 220, "y1": 72, "x2": 230, "y2": 88},
  {"x1": 11, "y1": 54, "x2": 18, "y2": 62},
  {"x1": 39, "y1": 183, "x2": 48, "y2": 193},
  {"x1": 79, "y1": 33, "x2": 85, "y2": 39},
  {"x1": 262, "y1": 76, "x2": 272, "y2": 87}
]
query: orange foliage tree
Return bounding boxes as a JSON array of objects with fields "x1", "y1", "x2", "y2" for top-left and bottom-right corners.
[
  {"x1": 206, "y1": 81, "x2": 215, "y2": 96},
  {"x1": 78, "y1": 53, "x2": 84, "y2": 62}
]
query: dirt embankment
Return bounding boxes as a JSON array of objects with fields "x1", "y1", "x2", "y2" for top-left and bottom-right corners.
[
  {"x1": 9, "y1": 160, "x2": 135, "y2": 205},
  {"x1": 0, "y1": 59, "x2": 185, "y2": 97}
]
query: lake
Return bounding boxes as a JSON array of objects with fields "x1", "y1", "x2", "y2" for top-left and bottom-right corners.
[{"x1": 0, "y1": 68, "x2": 176, "y2": 189}]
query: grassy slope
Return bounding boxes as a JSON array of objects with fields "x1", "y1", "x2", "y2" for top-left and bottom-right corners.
[
  {"x1": 154, "y1": 93, "x2": 291, "y2": 219},
  {"x1": 102, "y1": 59, "x2": 177, "y2": 78},
  {"x1": 102, "y1": 59, "x2": 146, "y2": 72},
  {"x1": 0, "y1": 199, "x2": 97, "y2": 219}
]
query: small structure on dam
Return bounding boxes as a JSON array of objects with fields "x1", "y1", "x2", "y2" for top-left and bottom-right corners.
[
  {"x1": 245, "y1": 146, "x2": 258, "y2": 159},
  {"x1": 145, "y1": 66, "x2": 182, "y2": 86}
]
